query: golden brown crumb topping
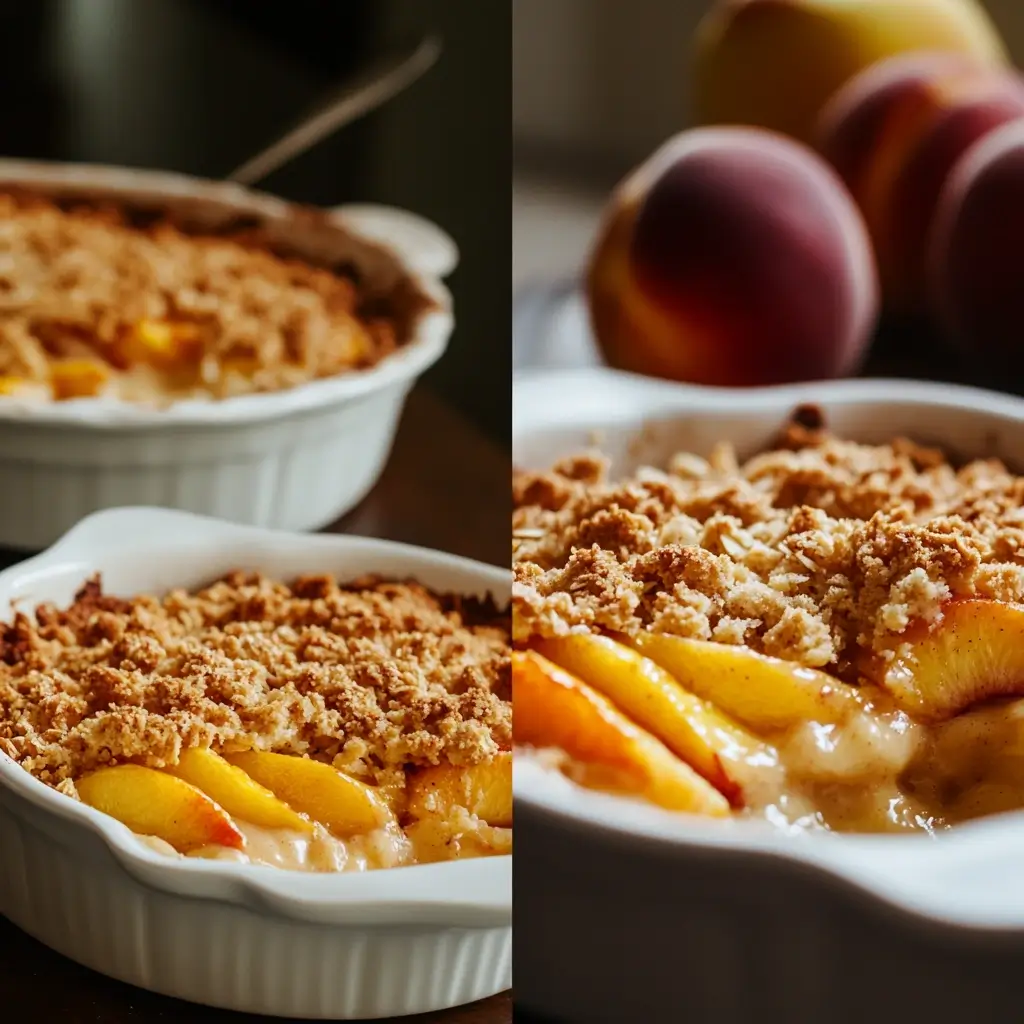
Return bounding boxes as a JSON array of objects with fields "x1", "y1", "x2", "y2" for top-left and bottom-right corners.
[
  {"x1": 513, "y1": 416, "x2": 1024, "y2": 671},
  {"x1": 0, "y1": 191, "x2": 418, "y2": 399},
  {"x1": 0, "y1": 573, "x2": 510, "y2": 788}
]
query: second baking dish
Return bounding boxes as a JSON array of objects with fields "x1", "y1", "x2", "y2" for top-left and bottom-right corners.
[{"x1": 0, "y1": 161, "x2": 456, "y2": 549}]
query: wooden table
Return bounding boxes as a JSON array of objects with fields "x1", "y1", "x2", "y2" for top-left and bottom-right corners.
[{"x1": 0, "y1": 386, "x2": 511, "y2": 1023}]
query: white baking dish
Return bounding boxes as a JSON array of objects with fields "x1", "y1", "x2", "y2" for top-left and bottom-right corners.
[
  {"x1": 0, "y1": 160, "x2": 457, "y2": 550},
  {"x1": 0, "y1": 508, "x2": 510, "y2": 1019},
  {"x1": 514, "y1": 367, "x2": 1024, "y2": 1024}
]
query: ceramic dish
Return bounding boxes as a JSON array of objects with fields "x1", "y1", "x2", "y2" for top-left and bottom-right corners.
[
  {"x1": 0, "y1": 508, "x2": 510, "y2": 1019},
  {"x1": 514, "y1": 367, "x2": 1024, "y2": 1024},
  {"x1": 0, "y1": 160, "x2": 457, "y2": 550}
]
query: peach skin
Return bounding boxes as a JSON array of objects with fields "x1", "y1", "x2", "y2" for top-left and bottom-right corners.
[
  {"x1": 819, "y1": 54, "x2": 1024, "y2": 311},
  {"x1": 929, "y1": 119, "x2": 1024, "y2": 367},
  {"x1": 586, "y1": 127, "x2": 879, "y2": 387},
  {"x1": 694, "y1": 0, "x2": 1008, "y2": 144},
  {"x1": 512, "y1": 650, "x2": 730, "y2": 816}
]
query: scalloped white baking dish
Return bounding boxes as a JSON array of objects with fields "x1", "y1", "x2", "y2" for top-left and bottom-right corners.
[
  {"x1": 0, "y1": 508, "x2": 510, "y2": 1019},
  {"x1": 514, "y1": 367, "x2": 1024, "y2": 1024},
  {"x1": 0, "y1": 160, "x2": 458, "y2": 550}
]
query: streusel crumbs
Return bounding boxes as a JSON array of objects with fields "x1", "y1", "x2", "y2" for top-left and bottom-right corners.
[
  {"x1": 513, "y1": 417, "x2": 1024, "y2": 672},
  {"x1": 0, "y1": 573, "x2": 510, "y2": 790}
]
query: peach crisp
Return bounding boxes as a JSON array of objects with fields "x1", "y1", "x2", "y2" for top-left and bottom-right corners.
[
  {"x1": 513, "y1": 410, "x2": 1024, "y2": 833},
  {"x1": 0, "y1": 192, "x2": 429, "y2": 404},
  {"x1": 0, "y1": 573, "x2": 511, "y2": 871}
]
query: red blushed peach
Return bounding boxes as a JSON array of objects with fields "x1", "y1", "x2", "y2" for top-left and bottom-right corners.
[
  {"x1": 585, "y1": 127, "x2": 879, "y2": 386},
  {"x1": 694, "y1": 0, "x2": 1008, "y2": 145},
  {"x1": 928, "y1": 120, "x2": 1024, "y2": 367},
  {"x1": 819, "y1": 55, "x2": 1024, "y2": 310}
]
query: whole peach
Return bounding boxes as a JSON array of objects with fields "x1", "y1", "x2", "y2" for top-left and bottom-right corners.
[
  {"x1": 819, "y1": 55, "x2": 1024, "y2": 311},
  {"x1": 586, "y1": 128, "x2": 879, "y2": 386},
  {"x1": 929, "y1": 121, "x2": 1024, "y2": 367},
  {"x1": 694, "y1": 0, "x2": 1008, "y2": 145}
]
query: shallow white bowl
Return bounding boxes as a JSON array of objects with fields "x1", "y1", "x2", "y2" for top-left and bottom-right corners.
[
  {"x1": 0, "y1": 160, "x2": 458, "y2": 550},
  {"x1": 514, "y1": 367, "x2": 1024, "y2": 1024},
  {"x1": 0, "y1": 508, "x2": 510, "y2": 1019}
]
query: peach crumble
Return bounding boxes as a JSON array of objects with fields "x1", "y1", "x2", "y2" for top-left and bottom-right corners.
[
  {"x1": 0, "y1": 191, "x2": 429, "y2": 404},
  {"x1": 513, "y1": 410, "x2": 1024, "y2": 833},
  {"x1": 0, "y1": 573, "x2": 511, "y2": 871}
]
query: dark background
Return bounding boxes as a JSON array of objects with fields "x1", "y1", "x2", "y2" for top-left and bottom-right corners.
[{"x1": 0, "y1": 0, "x2": 509, "y2": 445}]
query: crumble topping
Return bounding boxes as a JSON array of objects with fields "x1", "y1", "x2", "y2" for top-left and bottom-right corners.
[
  {"x1": 513, "y1": 416, "x2": 1024, "y2": 671},
  {"x1": 0, "y1": 191, "x2": 420, "y2": 399},
  {"x1": 0, "y1": 573, "x2": 510, "y2": 789}
]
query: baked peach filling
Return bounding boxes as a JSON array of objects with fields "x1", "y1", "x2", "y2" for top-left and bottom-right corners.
[
  {"x1": 513, "y1": 415, "x2": 1024, "y2": 833},
  {"x1": 0, "y1": 192, "x2": 418, "y2": 404},
  {"x1": 76, "y1": 749, "x2": 512, "y2": 871},
  {"x1": 0, "y1": 572, "x2": 511, "y2": 871}
]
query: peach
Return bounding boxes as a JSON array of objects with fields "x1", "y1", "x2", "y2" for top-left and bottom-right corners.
[
  {"x1": 533, "y1": 634, "x2": 771, "y2": 803},
  {"x1": 224, "y1": 751, "x2": 394, "y2": 837},
  {"x1": 928, "y1": 119, "x2": 1024, "y2": 365},
  {"x1": 512, "y1": 650, "x2": 731, "y2": 815},
  {"x1": 407, "y1": 753, "x2": 513, "y2": 827},
  {"x1": 625, "y1": 633, "x2": 869, "y2": 733},
  {"x1": 164, "y1": 748, "x2": 313, "y2": 833},
  {"x1": 866, "y1": 599, "x2": 1024, "y2": 722},
  {"x1": 49, "y1": 359, "x2": 109, "y2": 400},
  {"x1": 76, "y1": 764, "x2": 244, "y2": 853},
  {"x1": 586, "y1": 127, "x2": 878, "y2": 386},
  {"x1": 694, "y1": 0, "x2": 1008, "y2": 144},
  {"x1": 819, "y1": 55, "x2": 1024, "y2": 310}
]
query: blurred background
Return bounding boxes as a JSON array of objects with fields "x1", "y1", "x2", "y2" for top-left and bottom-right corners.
[
  {"x1": 513, "y1": 0, "x2": 1024, "y2": 391},
  {"x1": 0, "y1": 0, "x2": 509, "y2": 445}
]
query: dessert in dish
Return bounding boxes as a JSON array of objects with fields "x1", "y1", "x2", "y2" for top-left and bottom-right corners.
[
  {"x1": 0, "y1": 191, "x2": 429, "y2": 404},
  {"x1": 0, "y1": 572, "x2": 511, "y2": 871},
  {"x1": 513, "y1": 407, "x2": 1024, "y2": 833}
]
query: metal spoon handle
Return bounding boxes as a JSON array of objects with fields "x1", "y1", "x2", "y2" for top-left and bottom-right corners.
[{"x1": 226, "y1": 34, "x2": 442, "y2": 188}]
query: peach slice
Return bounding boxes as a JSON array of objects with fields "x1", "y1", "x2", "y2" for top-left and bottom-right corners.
[
  {"x1": 50, "y1": 359, "x2": 109, "y2": 400},
  {"x1": 625, "y1": 633, "x2": 865, "y2": 733},
  {"x1": 533, "y1": 634, "x2": 770, "y2": 802},
  {"x1": 76, "y1": 764, "x2": 244, "y2": 853},
  {"x1": 224, "y1": 751, "x2": 393, "y2": 837},
  {"x1": 164, "y1": 748, "x2": 313, "y2": 833},
  {"x1": 126, "y1": 319, "x2": 204, "y2": 366},
  {"x1": 407, "y1": 752, "x2": 513, "y2": 827},
  {"x1": 872, "y1": 599, "x2": 1024, "y2": 722},
  {"x1": 513, "y1": 650, "x2": 730, "y2": 816},
  {"x1": 0, "y1": 376, "x2": 25, "y2": 395}
]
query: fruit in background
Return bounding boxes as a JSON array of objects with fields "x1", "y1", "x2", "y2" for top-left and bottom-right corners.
[
  {"x1": 819, "y1": 53, "x2": 1024, "y2": 312},
  {"x1": 693, "y1": 0, "x2": 1008, "y2": 144},
  {"x1": 863, "y1": 599, "x2": 1024, "y2": 722},
  {"x1": 76, "y1": 764, "x2": 245, "y2": 853},
  {"x1": 586, "y1": 127, "x2": 879, "y2": 387},
  {"x1": 928, "y1": 120, "x2": 1024, "y2": 365},
  {"x1": 512, "y1": 650, "x2": 731, "y2": 815}
]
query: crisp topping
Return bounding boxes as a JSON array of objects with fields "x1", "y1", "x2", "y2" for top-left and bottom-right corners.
[
  {"x1": 0, "y1": 191, "x2": 423, "y2": 400},
  {"x1": 0, "y1": 573, "x2": 510, "y2": 788},
  {"x1": 513, "y1": 417, "x2": 1024, "y2": 670}
]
